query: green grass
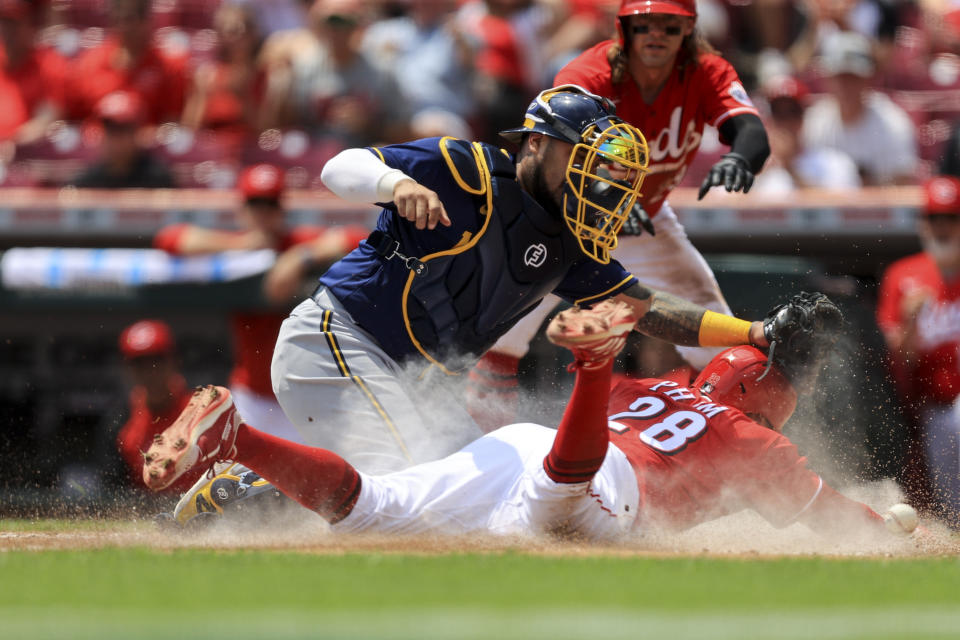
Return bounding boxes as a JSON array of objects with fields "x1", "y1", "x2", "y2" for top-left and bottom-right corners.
[{"x1": 2, "y1": 548, "x2": 959, "y2": 639}]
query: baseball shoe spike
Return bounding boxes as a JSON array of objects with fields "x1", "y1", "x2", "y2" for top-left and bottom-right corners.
[
  {"x1": 142, "y1": 385, "x2": 241, "y2": 491},
  {"x1": 546, "y1": 299, "x2": 637, "y2": 369}
]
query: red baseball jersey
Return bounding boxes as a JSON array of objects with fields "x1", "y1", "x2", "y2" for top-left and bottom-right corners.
[
  {"x1": 606, "y1": 377, "x2": 882, "y2": 533},
  {"x1": 876, "y1": 252, "x2": 960, "y2": 404},
  {"x1": 555, "y1": 42, "x2": 759, "y2": 215}
]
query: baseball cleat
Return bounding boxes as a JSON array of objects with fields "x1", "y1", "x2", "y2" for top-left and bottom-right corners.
[
  {"x1": 546, "y1": 299, "x2": 637, "y2": 368},
  {"x1": 171, "y1": 463, "x2": 285, "y2": 530},
  {"x1": 142, "y1": 385, "x2": 241, "y2": 491}
]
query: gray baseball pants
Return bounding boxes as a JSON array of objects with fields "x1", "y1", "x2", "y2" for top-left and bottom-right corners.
[{"x1": 271, "y1": 287, "x2": 484, "y2": 474}]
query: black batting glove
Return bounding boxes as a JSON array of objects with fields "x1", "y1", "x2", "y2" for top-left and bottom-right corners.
[
  {"x1": 620, "y1": 203, "x2": 655, "y2": 236},
  {"x1": 698, "y1": 152, "x2": 755, "y2": 200}
]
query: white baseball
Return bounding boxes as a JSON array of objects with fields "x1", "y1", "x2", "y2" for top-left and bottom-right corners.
[{"x1": 883, "y1": 503, "x2": 918, "y2": 535}]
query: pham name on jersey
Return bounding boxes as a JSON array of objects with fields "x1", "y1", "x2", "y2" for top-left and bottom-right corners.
[{"x1": 648, "y1": 380, "x2": 730, "y2": 418}]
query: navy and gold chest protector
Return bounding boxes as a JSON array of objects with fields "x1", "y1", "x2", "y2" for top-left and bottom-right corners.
[{"x1": 402, "y1": 137, "x2": 583, "y2": 374}]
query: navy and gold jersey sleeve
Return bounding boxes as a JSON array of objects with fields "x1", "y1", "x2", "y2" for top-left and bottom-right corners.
[
  {"x1": 553, "y1": 258, "x2": 637, "y2": 307},
  {"x1": 370, "y1": 138, "x2": 450, "y2": 194},
  {"x1": 369, "y1": 137, "x2": 485, "y2": 249}
]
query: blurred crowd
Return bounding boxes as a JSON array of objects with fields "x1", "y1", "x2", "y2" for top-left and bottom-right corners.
[{"x1": 1, "y1": 0, "x2": 960, "y2": 191}]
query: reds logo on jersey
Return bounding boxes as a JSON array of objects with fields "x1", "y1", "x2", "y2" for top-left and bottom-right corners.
[{"x1": 647, "y1": 107, "x2": 702, "y2": 164}]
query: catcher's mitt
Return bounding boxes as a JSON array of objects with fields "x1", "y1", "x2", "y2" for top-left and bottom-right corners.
[{"x1": 762, "y1": 291, "x2": 843, "y2": 374}]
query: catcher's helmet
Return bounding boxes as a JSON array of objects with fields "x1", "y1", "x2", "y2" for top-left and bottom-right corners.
[
  {"x1": 500, "y1": 85, "x2": 649, "y2": 264},
  {"x1": 694, "y1": 346, "x2": 797, "y2": 432},
  {"x1": 500, "y1": 86, "x2": 619, "y2": 147}
]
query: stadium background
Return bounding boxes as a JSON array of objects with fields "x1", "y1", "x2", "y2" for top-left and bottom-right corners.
[{"x1": 0, "y1": 0, "x2": 950, "y2": 516}]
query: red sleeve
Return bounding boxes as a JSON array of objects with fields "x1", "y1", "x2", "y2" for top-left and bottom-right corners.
[
  {"x1": 797, "y1": 483, "x2": 885, "y2": 536},
  {"x1": 876, "y1": 259, "x2": 907, "y2": 334},
  {"x1": 340, "y1": 225, "x2": 369, "y2": 250},
  {"x1": 697, "y1": 55, "x2": 760, "y2": 131},
  {"x1": 286, "y1": 225, "x2": 368, "y2": 251},
  {"x1": 153, "y1": 224, "x2": 190, "y2": 254},
  {"x1": 284, "y1": 226, "x2": 324, "y2": 248},
  {"x1": 726, "y1": 424, "x2": 826, "y2": 527},
  {"x1": 115, "y1": 400, "x2": 149, "y2": 487},
  {"x1": 553, "y1": 43, "x2": 616, "y2": 95},
  {"x1": 730, "y1": 424, "x2": 883, "y2": 533}
]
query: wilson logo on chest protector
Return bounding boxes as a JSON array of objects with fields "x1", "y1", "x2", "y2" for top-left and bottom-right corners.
[{"x1": 524, "y1": 243, "x2": 548, "y2": 267}]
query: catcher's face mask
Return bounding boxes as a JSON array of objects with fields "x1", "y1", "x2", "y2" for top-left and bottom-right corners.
[
  {"x1": 501, "y1": 85, "x2": 650, "y2": 264},
  {"x1": 562, "y1": 120, "x2": 649, "y2": 263}
]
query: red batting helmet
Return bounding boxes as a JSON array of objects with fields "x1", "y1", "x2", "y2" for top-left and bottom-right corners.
[
  {"x1": 693, "y1": 346, "x2": 798, "y2": 432},
  {"x1": 616, "y1": 0, "x2": 697, "y2": 52},
  {"x1": 619, "y1": 0, "x2": 697, "y2": 19}
]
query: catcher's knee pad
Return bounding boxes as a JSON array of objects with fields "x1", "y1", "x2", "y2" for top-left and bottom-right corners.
[{"x1": 171, "y1": 463, "x2": 287, "y2": 529}]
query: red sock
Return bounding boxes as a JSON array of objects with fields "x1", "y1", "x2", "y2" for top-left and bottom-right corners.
[
  {"x1": 234, "y1": 424, "x2": 361, "y2": 523},
  {"x1": 543, "y1": 362, "x2": 613, "y2": 484},
  {"x1": 466, "y1": 352, "x2": 521, "y2": 432}
]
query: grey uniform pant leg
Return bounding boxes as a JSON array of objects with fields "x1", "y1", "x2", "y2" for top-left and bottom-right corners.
[{"x1": 272, "y1": 289, "x2": 482, "y2": 475}]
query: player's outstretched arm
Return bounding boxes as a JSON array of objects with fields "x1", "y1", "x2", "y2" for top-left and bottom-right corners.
[
  {"x1": 154, "y1": 223, "x2": 271, "y2": 255},
  {"x1": 797, "y1": 485, "x2": 920, "y2": 540},
  {"x1": 697, "y1": 114, "x2": 770, "y2": 200},
  {"x1": 320, "y1": 148, "x2": 451, "y2": 229},
  {"x1": 614, "y1": 282, "x2": 767, "y2": 348},
  {"x1": 262, "y1": 229, "x2": 358, "y2": 304}
]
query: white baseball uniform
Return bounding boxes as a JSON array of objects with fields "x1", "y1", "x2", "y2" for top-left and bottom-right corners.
[{"x1": 331, "y1": 422, "x2": 639, "y2": 540}]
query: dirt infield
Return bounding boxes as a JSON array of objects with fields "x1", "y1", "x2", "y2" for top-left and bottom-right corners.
[
  {"x1": 3, "y1": 513, "x2": 957, "y2": 558},
  {"x1": 3, "y1": 476, "x2": 956, "y2": 556}
]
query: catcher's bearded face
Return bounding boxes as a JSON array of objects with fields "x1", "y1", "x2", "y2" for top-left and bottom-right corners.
[{"x1": 533, "y1": 135, "x2": 574, "y2": 220}]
